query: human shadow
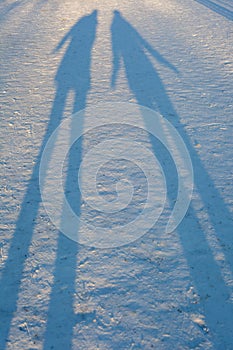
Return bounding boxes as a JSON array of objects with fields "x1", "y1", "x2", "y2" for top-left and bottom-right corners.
[
  {"x1": 43, "y1": 10, "x2": 97, "y2": 350},
  {"x1": 111, "y1": 10, "x2": 233, "y2": 348},
  {"x1": 0, "y1": 10, "x2": 97, "y2": 350},
  {"x1": 194, "y1": 0, "x2": 233, "y2": 21}
]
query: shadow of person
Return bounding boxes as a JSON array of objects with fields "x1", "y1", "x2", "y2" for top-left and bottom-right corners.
[
  {"x1": 0, "y1": 10, "x2": 97, "y2": 350},
  {"x1": 111, "y1": 10, "x2": 178, "y2": 115},
  {"x1": 43, "y1": 10, "x2": 98, "y2": 350},
  {"x1": 111, "y1": 10, "x2": 233, "y2": 348},
  {"x1": 53, "y1": 9, "x2": 98, "y2": 115}
]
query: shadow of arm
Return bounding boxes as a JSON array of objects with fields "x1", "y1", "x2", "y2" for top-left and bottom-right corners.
[
  {"x1": 141, "y1": 36, "x2": 178, "y2": 73},
  {"x1": 52, "y1": 29, "x2": 71, "y2": 54}
]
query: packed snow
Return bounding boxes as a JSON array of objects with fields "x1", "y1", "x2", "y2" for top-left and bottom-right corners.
[{"x1": 0, "y1": 0, "x2": 233, "y2": 349}]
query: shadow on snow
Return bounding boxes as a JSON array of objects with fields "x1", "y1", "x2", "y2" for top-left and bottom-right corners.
[
  {"x1": 0, "y1": 10, "x2": 97, "y2": 350},
  {"x1": 111, "y1": 10, "x2": 233, "y2": 348}
]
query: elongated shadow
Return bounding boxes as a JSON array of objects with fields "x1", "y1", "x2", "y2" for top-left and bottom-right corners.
[
  {"x1": 42, "y1": 10, "x2": 98, "y2": 350},
  {"x1": 194, "y1": 0, "x2": 233, "y2": 21},
  {"x1": 0, "y1": 10, "x2": 97, "y2": 350},
  {"x1": 111, "y1": 10, "x2": 233, "y2": 348}
]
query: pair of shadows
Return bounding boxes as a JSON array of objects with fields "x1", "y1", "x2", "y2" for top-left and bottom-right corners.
[{"x1": 0, "y1": 9, "x2": 232, "y2": 350}]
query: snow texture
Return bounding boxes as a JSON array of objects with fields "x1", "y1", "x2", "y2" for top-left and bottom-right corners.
[{"x1": 0, "y1": 0, "x2": 233, "y2": 349}]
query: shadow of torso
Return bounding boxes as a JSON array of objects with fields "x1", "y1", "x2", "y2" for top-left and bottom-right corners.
[{"x1": 55, "y1": 11, "x2": 97, "y2": 93}]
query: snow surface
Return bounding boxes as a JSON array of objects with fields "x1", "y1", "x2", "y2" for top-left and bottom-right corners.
[{"x1": 0, "y1": 0, "x2": 233, "y2": 349}]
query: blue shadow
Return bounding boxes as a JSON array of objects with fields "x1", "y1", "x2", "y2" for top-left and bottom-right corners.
[
  {"x1": 0, "y1": 0, "x2": 23, "y2": 22},
  {"x1": 111, "y1": 10, "x2": 233, "y2": 348},
  {"x1": 194, "y1": 0, "x2": 233, "y2": 20},
  {"x1": 43, "y1": 10, "x2": 97, "y2": 350},
  {"x1": 0, "y1": 10, "x2": 97, "y2": 350}
]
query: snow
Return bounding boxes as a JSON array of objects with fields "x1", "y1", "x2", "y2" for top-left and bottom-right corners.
[{"x1": 0, "y1": 0, "x2": 233, "y2": 349}]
